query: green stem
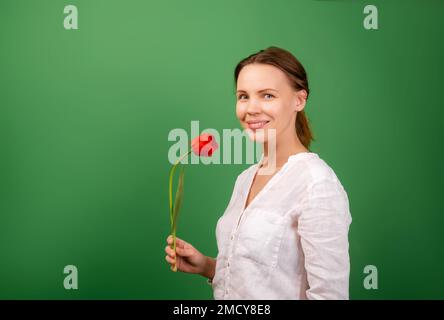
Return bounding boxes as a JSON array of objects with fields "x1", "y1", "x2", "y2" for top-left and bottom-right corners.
[
  {"x1": 169, "y1": 150, "x2": 191, "y2": 272},
  {"x1": 172, "y1": 228, "x2": 177, "y2": 272},
  {"x1": 169, "y1": 150, "x2": 191, "y2": 225}
]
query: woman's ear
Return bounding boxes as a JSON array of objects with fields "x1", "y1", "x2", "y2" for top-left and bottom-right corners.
[{"x1": 293, "y1": 89, "x2": 308, "y2": 112}]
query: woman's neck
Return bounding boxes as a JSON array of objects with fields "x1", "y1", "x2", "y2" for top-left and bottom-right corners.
[{"x1": 262, "y1": 138, "x2": 308, "y2": 169}]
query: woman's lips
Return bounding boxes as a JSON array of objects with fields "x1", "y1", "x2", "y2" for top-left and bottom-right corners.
[{"x1": 247, "y1": 121, "x2": 270, "y2": 130}]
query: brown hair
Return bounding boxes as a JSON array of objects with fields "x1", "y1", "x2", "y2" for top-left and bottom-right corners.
[{"x1": 234, "y1": 46, "x2": 314, "y2": 150}]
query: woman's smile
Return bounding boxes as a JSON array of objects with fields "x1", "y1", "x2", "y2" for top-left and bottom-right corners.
[{"x1": 246, "y1": 120, "x2": 270, "y2": 130}]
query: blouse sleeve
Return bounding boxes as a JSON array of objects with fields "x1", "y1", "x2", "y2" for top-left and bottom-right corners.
[{"x1": 297, "y1": 178, "x2": 352, "y2": 300}]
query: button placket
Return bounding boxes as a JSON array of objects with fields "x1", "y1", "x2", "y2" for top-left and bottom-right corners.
[{"x1": 224, "y1": 228, "x2": 237, "y2": 298}]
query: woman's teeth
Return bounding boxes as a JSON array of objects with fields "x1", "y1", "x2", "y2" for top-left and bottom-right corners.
[{"x1": 248, "y1": 121, "x2": 269, "y2": 130}]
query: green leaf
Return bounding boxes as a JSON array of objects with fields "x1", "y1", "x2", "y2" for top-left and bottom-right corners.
[
  {"x1": 172, "y1": 166, "x2": 185, "y2": 233},
  {"x1": 168, "y1": 150, "x2": 191, "y2": 228},
  {"x1": 168, "y1": 162, "x2": 179, "y2": 226}
]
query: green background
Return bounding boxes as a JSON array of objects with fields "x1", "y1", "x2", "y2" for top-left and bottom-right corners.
[{"x1": 1, "y1": 0, "x2": 443, "y2": 299}]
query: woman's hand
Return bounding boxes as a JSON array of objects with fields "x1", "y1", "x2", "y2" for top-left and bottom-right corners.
[{"x1": 165, "y1": 235, "x2": 209, "y2": 275}]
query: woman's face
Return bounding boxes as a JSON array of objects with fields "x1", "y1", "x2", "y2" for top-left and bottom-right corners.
[{"x1": 236, "y1": 63, "x2": 306, "y2": 143}]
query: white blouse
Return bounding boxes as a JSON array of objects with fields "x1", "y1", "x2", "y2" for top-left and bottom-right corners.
[{"x1": 211, "y1": 152, "x2": 352, "y2": 300}]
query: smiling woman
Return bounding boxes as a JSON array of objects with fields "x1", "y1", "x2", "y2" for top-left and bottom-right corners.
[
  {"x1": 234, "y1": 47, "x2": 314, "y2": 150},
  {"x1": 165, "y1": 46, "x2": 352, "y2": 300}
]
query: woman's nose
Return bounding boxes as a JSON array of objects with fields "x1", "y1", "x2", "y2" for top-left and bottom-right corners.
[{"x1": 246, "y1": 100, "x2": 262, "y2": 114}]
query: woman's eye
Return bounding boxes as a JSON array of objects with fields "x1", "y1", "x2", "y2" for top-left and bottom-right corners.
[
  {"x1": 264, "y1": 93, "x2": 275, "y2": 99},
  {"x1": 238, "y1": 94, "x2": 248, "y2": 100}
]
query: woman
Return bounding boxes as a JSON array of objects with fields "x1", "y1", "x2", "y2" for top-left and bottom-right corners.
[{"x1": 165, "y1": 47, "x2": 352, "y2": 300}]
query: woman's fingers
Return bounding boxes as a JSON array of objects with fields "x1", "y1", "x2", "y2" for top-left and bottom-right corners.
[
  {"x1": 165, "y1": 244, "x2": 192, "y2": 259},
  {"x1": 166, "y1": 235, "x2": 187, "y2": 248},
  {"x1": 165, "y1": 255, "x2": 175, "y2": 264},
  {"x1": 167, "y1": 235, "x2": 177, "y2": 245},
  {"x1": 165, "y1": 245, "x2": 176, "y2": 258},
  {"x1": 166, "y1": 254, "x2": 181, "y2": 272},
  {"x1": 176, "y1": 245, "x2": 193, "y2": 257}
]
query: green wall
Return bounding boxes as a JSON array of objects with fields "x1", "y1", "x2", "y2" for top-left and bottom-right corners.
[{"x1": 0, "y1": 0, "x2": 443, "y2": 299}]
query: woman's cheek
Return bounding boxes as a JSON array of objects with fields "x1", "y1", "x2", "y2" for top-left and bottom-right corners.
[
  {"x1": 236, "y1": 103, "x2": 246, "y2": 120},
  {"x1": 262, "y1": 103, "x2": 274, "y2": 113}
]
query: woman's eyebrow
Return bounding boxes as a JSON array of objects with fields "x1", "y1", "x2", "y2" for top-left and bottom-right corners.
[
  {"x1": 236, "y1": 88, "x2": 279, "y2": 94},
  {"x1": 258, "y1": 88, "x2": 278, "y2": 93}
]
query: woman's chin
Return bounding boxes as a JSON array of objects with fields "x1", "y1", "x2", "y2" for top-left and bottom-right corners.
[{"x1": 245, "y1": 128, "x2": 269, "y2": 143}]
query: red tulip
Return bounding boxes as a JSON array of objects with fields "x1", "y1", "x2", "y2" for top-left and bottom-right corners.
[
  {"x1": 191, "y1": 134, "x2": 218, "y2": 157},
  {"x1": 168, "y1": 133, "x2": 218, "y2": 272}
]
